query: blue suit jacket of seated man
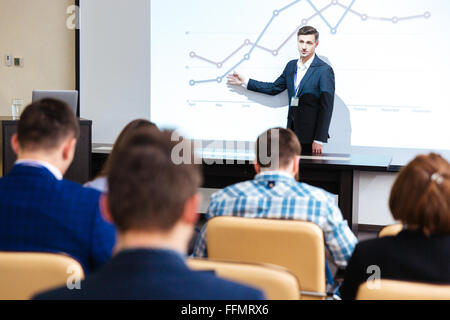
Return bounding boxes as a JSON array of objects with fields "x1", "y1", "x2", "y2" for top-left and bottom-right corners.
[
  {"x1": 0, "y1": 164, "x2": 116, "y2": 274},
  {"x1": 33, "y1": 248, "x2": 266, "y2": 300}
]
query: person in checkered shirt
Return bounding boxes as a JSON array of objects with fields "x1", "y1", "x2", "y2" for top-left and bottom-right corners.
[{"x1": 193, "y1": 128, "x2": 357, "y2": 282}]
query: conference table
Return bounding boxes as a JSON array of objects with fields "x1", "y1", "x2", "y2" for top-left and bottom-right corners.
[{"x1": 92, "y1": 144, "x2": 394, "y2": 234}]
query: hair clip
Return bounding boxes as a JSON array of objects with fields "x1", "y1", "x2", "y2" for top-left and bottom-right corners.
[{"x1": 431, "y1": 172, "x2": 444, "y2": 185}]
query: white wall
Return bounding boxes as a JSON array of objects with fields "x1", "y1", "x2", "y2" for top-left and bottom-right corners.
[
  {"x1": 79, "y1": 0, "x2": 150, "y2": 144},
  {"x1": 354, "y1": 172, "x2": 398, "y2": 226}
]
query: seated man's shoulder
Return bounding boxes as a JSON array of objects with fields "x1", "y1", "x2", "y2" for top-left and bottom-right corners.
[
  {"x1": 211, "y1": 180, "x2": 255, "y2": 200},
  {"x1": 57, "y1": 179, "x2": 102, "y2": 211},
  {"x1": 34, "y1": 270, "x2": 265, "y2": 300},
  {"x1": 60, "y1": 179, "x2": 101, "y2": 196},
  {"x1": 296, "y1": 182, "x2": 335, "y2": 203}
]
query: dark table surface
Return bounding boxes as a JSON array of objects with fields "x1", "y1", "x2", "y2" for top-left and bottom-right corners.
[{"x1": 299, "y1": 153, "x2": 394, "y2": 172}]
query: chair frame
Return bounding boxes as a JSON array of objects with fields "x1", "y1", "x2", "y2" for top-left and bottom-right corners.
[
  {"x1": 205, "y1": 216, "x2": 331, "y2": 299},
  {"x1": 0, "y1": 251, "x2": 84, "y2": 300},
  {"x1": 187, "y1": 257, "x2": 301, "y2": 300}
]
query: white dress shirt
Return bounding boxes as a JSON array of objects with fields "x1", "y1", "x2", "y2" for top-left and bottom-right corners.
[
  {"x1": 84, "y1": 176, "x2": 108, "y2": 193},
  {"x1": 15, "y1": 159, "x2": 63, "y2": 180},
  {"x1": 294, "y1": 54, "x2": 315, "y2": 93}
]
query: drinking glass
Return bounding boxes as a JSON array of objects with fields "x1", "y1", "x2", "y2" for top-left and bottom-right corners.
[{"x1": 11, "y1": 98, "x2": 24, "y2": 119}]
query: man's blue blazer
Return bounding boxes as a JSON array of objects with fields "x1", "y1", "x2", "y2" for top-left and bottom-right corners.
[
  {"x1": 0, "y1": 164, "x2": 116, "y2": 274},
  {"x1": 248, "y1": 55, "x2": 335, "y2": 144},
  {"x1": 34, "y1": 248, "x2": 266, "y2": 300}
]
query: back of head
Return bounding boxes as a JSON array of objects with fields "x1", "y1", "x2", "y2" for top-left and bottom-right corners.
[
  {"x1": 255, "y1": 128, "x2": 301, "y2": 170},
  {"x1": 107, "y1": 128, "x2": 202, "y2": 233},
  {"x1": 389, "y1": 153, "x2": 450, "y2": 234},
  {"x1": 100, "y1": 119, "x2": 157, "y2": 177},
  {"x1": 17, "y1": 98, "x2": 79, "y2": 152}
]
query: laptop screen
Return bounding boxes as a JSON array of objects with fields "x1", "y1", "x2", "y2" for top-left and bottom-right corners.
[{"x1": 32, "y1": 90, "x2": 78, "y2": 116}]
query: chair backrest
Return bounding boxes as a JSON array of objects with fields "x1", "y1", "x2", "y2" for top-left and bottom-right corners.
[
  {"x1": 378, "y1": 224, "x2": 403, "y2": 238},
  {"x1": 0, "y1": 252, "x2": 84, "y2": 300},
  {"x1": 356, "y1": 279, "x2": 450, "y2": 300},
  {"x1": 187, "y1": 258, "x2": 301, "y2": 300},
  {"x1": 206, "y1": 216, "x2": 326, "y2": 299}
]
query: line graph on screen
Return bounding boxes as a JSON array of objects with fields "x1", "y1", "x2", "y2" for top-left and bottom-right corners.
[{"x1": 187, "y1": 0, "x2": 430, "y2": 86}]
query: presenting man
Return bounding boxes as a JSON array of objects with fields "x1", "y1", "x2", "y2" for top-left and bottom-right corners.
[{"x1": 227, "y1": 26, "x2": 335, "y2": 155}]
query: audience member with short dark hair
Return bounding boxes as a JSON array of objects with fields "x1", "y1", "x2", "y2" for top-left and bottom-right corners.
[
  {"x1": 341, "y1": 153, "x2": 450, "y2": 300},
  {"x1": 85, "y1": 119, "x2": 157, "y2": 192},
  {"x1": 193, "y1": 128, "x2": 357, "y2": 284},
  {"x1": 34, "y1": 128, "x2": 265, "y2": 300},
  {"x1": 0, "y1": 99, "x2": 116, "y2": 274}
]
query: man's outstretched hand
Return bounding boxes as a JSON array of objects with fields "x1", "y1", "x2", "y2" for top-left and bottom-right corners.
[{"x1": 226, "y1": 71, "x2": 247, "y2": 86}]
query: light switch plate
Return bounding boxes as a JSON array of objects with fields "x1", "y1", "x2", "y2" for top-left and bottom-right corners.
[{"x1": 5, "y1": 54, "x2": 13, "y2": 67}]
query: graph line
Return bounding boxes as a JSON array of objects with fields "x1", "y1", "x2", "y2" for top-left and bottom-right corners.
[
  {"x1": 279, "y1": 0, "x2": 303, "y2": 13},
  {"x1": 189, "y1": 0, "x2": 431, "y2": 86},
  {"x1": 334, "y1": 0, "x2": 356, "y2": 32},
  {"x1": 306, "y1": 0, "x2": 334, "y2": 31}
]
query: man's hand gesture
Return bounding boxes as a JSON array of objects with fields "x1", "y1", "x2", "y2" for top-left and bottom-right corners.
[{"x1": 226, "y1": 71, "x2": 247, "y2": 86}]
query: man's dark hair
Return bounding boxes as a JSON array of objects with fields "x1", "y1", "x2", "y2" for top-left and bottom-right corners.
[
  {"x1": 17, "y1": 98, "x2": 79, "y2": 151},
  {"x1": 256, "y1": 128, "x2": 301, "y2": 169},
  {"x1": 107, "y1": 128, "x2": 202, "y2": 233},
  {"x1": 297, "y1": 26, "x2": 319, "y2": 41}
]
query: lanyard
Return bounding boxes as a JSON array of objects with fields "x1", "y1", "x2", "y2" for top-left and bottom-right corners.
[
  {"x1": 295, "y1": 57, "x2": 312, "y2": 97},
  {"x1": 293, "y1": 69, "x2": 302, "y2": 98}
]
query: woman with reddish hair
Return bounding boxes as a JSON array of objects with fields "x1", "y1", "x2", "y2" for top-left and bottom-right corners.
[
  {"x1": 85, "y1": 119, "x2": 157, "y2": 192},
  {"x1": 341, "y1": 153, "x2": 450, "y2": 300}
]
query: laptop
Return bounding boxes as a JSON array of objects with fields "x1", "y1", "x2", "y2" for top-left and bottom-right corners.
[{"x1": 32, "y1": 90, "x2": 78, "y2": 116}]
